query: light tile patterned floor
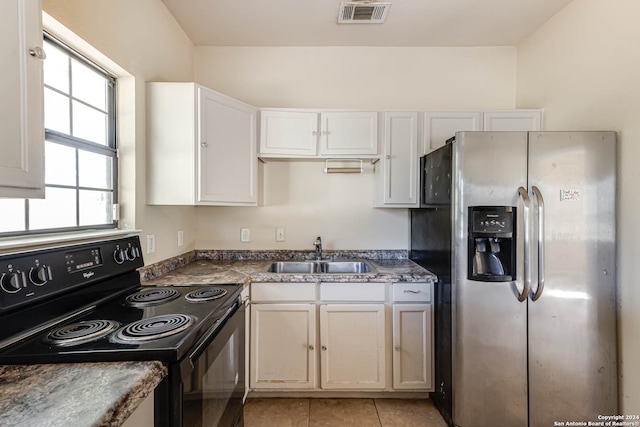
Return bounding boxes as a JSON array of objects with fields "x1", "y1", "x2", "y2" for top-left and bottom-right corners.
[{"x1": 244, "y1": 398, "x2": 449, "y2": 427}]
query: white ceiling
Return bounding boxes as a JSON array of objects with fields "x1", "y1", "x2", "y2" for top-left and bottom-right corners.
[{"x1": 160, "y1": 0, "x2": 574, "y2": 47}]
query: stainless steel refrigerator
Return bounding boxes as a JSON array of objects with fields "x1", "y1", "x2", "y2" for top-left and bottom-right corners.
[{"x1": 410, "y1": 131, "x2": 617, "y2": 427}]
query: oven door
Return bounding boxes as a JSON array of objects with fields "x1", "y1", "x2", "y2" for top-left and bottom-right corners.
[{"x1": 157, "y1": 298, "x2": 245, "y2": 427}]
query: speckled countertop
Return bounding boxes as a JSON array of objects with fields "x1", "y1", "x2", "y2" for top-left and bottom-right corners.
[
  {"x1": 0, "y1": 361, "x2": 166, "y2": 427},
  {"x1": 141, "y1": 250, "x2": 437, "y2": 285}
]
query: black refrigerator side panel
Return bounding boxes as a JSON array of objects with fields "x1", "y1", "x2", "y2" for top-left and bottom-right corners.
[
  {"x1": 410, "y1": 207, "x2": 452, "y2": 426},
  {"x1": 410, "y1": 143, "x2": 453, "y2": 426}
]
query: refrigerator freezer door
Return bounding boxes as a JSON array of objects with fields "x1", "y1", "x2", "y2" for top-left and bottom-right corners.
[
  {"x1": 452, "y1": 132, "x2": 529, "y2": 427},
  {"x1": 527, "y1": 132, "x2": 617, "y2": 426}
]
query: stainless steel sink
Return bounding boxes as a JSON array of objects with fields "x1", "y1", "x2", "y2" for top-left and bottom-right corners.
[
  {"x1": 267, "y1": 262, "x2": 318, "y2": 273},
  {"x1": 322, "y1": 261, "x2": 373, "y2": 273},
  {"x1": 267, "y1": 261, "x2": 375, "y2": 274}
]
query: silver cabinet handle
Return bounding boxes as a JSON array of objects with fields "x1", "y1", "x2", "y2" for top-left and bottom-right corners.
[
  {"x1": 386, "y1": 155, "x2": 391, "y2": 160},
  {"x1": 517, "y1": 187, "x2": 531, "y2": 302},
  {"x1": 321, "y1": 345, "x2": 327, "y2": 351},
  {"x1": 403, "y1": 289, "x2": 421, "y2": 294},
  {"x1": 201, "y1": 142, "x2": 208, "y2": 148},
  {"x1": 312, "y1": 130, "x2": 318, "y2": 136},
  {"x1": 531, "y1": 186, "x2": 545, "y2": 301},
  {"x1": 395, "y1": 346, "x2": 400, "y2": 351},
  {"x1": 29, "y1": 46, "x2": 46, "y2": 60},
  {"x1": 308, "y1": 345, "x2": 314, "y2": 351}
]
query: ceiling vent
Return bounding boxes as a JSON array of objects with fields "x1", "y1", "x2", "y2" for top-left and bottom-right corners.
[{"x1": 338, "y1": 2, "x2": 391, "y2": 24}]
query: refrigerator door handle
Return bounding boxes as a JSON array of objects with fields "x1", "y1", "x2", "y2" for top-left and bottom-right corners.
[
  {"x1": 517, "y1": 187, "x2": 531, "y2": 302},
  {"x1": 531, "y1": 186, "x2": 545, "y2": 301}
]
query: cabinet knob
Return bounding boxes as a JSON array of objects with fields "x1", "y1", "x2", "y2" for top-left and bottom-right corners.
[
  {"x1": 312, "y1": 131, "x2": 318, "y2": 136},
  {"x1": 395, "y1": 346, "x2": 401, "y2": 351},
  {"x1": 308, "y1": 345, "x2": 314, "y2": 351},
  {"x1": 321, "y1": 345, "x2": 327, "y2": 351},
  {"x1": 29, "y1": 46, "x2": 46, "y2": 60},
  {"x1": 386, "y1": 155, "x2": 391, "y2": 160},
  {"x1": 201, "y1": 142, "x2": 208, "y2": 148}
]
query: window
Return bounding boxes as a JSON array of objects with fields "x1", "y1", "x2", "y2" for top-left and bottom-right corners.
[{"x1": 0, "y1": 34, "x2": 117, "y2": 236}]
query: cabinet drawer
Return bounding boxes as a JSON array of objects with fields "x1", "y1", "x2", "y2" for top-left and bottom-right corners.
[
  {"x1": 251, "y1": 282, "x2": 316, "y2": 301},
  {"x1": 392, "y1": 282, "x2": 432, "y2": 302},
  {"x1": 320, "y1": 282, "x2": 385, "y2": 302}
]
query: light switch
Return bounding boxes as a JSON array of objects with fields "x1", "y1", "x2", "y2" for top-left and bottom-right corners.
[
  {"x1": 276, "y1": 227, "x2": 285, "y2": 242},
  {"x1": 146, "y1": 234, "x2": 155, "y2": 254}
]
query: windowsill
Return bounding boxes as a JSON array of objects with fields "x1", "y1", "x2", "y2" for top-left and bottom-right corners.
[{"x1": 0, "y1": 229, "x2": 141, "y2": 254}]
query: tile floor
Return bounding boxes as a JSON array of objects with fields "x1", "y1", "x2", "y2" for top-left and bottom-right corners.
[{"x1": 244, "y1": 398, "x2": 449, "y2": 427}]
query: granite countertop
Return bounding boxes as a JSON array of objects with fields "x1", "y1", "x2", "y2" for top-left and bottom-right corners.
[
  {"x1": 142, "y1": 253, "x2": 436, "y2": 286},
  {"x1": 0, "y1": 361, "x2": 166, "y2": 427}
]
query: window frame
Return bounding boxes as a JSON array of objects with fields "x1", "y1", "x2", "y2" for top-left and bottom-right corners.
[{"x1": 0, "y1": 33, "x2": 118, "y2": 238}]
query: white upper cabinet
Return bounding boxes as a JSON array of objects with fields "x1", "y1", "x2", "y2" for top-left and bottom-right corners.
[
  {"x1": 0, "y1": 0, "x2": 45, "y2": 198},
  {"x1": 198, "y1": 89, "x2": 258, "y2": 204},
  {"x1": 319, "y1": 112, "x2": 378, "y2": 156},
  {"x1": 259, "y1": 110, "x2": 318, "y2": 157},
  {"x1": 374, "y1": 112, "x2": 419, "y2": 207},
  {"x1": 422, "y1": 111, "x2": 481, "y2": 155},
  {"x1": 259, "y1": 109, "x2": 378, "y2": 158},
  {"x1": 483, "y1": 110, "x2": 543, "y2": 131},
  {"x1": 147, "y1": 82, "x2": 258, "y2": 206}
]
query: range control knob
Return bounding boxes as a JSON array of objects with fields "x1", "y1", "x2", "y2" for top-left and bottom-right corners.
[
  {"x1": 113, "y1": 249, "x2": 126, "y2": 264},
  {"x1": 125, "y1": 246, "x2": 139, "y2": 261},
  {"x1": 1, "y1": 272, "x2": 24, "y2": 293},
  {"x1": 29, "y1": 266, "x2": 51, "y2": 286}
]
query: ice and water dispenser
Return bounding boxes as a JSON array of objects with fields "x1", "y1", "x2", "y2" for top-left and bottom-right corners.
[{"x1": 468, "y1": 206, "x2": 516, "y2": 282}]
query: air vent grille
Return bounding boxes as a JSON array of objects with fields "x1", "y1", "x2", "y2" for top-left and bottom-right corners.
[{"x1": 338, "y1": 2, "x2": 391, "y2": 24}]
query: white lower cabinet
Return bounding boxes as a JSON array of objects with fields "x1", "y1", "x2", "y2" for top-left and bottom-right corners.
[
  {"x1": 319, "y1": 304, "x2": 386, "y2": 390},
  {"x1": 392, "y1": 304, "x2": 432, "y2": 390},
  {"x1": 249, "y1": 281, "x2": 433, "y2": 394},
  {"x1": 250, "y1": 303, "x2": 317, "y2": 389},
  {"x1": 249, "y1": 282, "x2": 388, "y2": 391},
  {"x1": 391, "y1": 282, "x2": 434, "y2": 391}
]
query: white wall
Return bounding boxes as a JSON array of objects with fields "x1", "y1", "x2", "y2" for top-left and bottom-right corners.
[
  {"x1": 516, "y1": 0, "x2": 640, "y2": 413},
  {"x1": 194, "y1": 46, "x2": 518, "y2": 249},
  {"x1": 42, "y1": 0, "x2": 197, "y2": 264}
]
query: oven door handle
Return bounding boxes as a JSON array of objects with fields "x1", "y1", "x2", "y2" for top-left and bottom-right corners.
[{"x1": 187, "y1": 300, "x2": 239, "y2": 366}]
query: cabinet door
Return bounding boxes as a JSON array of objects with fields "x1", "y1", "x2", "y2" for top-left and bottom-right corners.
[
  {"x1": 259, "y1": 110, "x2": 318, "y2": 156},
  {"x1": 392, "y1": 304, "x2": 433, "y2": 390},
  {"x1": 376, "y1": 112, "x2": 419, "y2": 207},
  {"x1": 422, "y1": 111, "x2": 481, "y2": 155},
  {"x1": 483, "y1": 110, "x2": 542, "y2": 131},
  {"x1": 319, "y1": 112, "x2": 378, "y2": 156},
  {"x1": 319, "y1": 304, "x2": 386, "y2": 390},
  {"x1": 0, "y1": 0, "x2": 44, "y2": 198},
  {"x1": 250, "y1": 304, "x2": 317, "y2": 389},
  {"x1": 198, "y1": 88, "x2": 258, "y2": 205}
]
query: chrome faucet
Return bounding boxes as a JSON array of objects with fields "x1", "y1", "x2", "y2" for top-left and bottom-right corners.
[{"x1": 313, "y1": 236, "x2": 323, "y2": 261}]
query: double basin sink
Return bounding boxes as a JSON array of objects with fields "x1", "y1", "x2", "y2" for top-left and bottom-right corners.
[{"x1": 267, "y1": 260, "x2": 376, "y2": 274}]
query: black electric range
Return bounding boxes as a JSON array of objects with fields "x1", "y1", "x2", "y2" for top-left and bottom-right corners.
[{"x1": 0, "y1": 235, "x2": 245, "y2": 427}]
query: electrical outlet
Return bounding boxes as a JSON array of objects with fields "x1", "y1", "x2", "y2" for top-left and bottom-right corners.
[
  {"x1": 276, "y1": 227, "x2": 285, "y2": 242},
  {"x1": 177, "y1": 230, "x2": 184, "y2": 247},
  {"x1": 146, "y1": 234, "x2": 156, "y2": 254},
  {"x1": 240, "y1": 228, "x2": 250, "y2": 243}
]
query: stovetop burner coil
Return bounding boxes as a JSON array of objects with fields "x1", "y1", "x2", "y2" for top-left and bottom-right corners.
[
  {"x1": 124, "y1": 288, "x2": 180, "y2": 307},
  {"x1": 45, "y1": 320, "x2": 119, "y2": 347},
  {"x1": 185, "y1": 287, "x2": 227, "y2": 302},
  {"x1": 114, "y1": 314, "x2": 194, "y2": 342}
]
